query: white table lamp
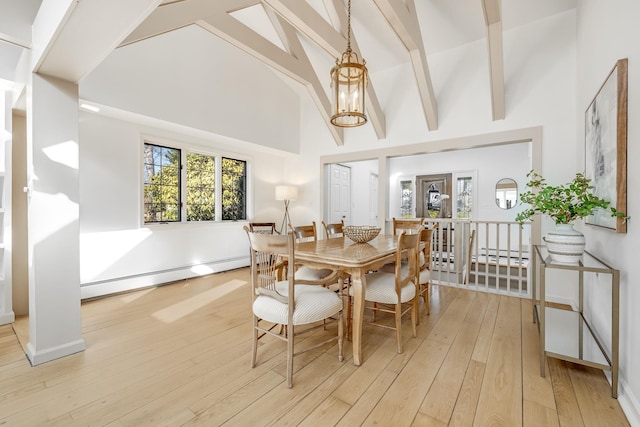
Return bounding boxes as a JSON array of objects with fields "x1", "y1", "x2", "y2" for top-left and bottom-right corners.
[{"x1": 275, "y1": 185, "x2": 298, "y2": 233}]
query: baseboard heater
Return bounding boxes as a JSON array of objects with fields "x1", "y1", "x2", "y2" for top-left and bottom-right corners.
[{"x1": 80, "y1": 256, "x2": 250, "y2": 300}]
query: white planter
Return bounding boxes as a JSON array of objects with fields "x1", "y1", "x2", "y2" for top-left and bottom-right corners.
[{"x1": 543, "y1": 224, "x2": 586, "y2": 263}]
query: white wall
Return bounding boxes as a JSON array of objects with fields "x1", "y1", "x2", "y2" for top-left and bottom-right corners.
[
  {"x1": 78, "y1": 113, "x2": 287, "y2": 297},
  {"x1": 80, "y1": 24, "x2": 301, "y2": 154},
  {"x1": 576, "y1": 0, "x2": 640, "y2": 422},
  {"x1": 75, "y1": 21, "x2": 304, "y2": 297}
]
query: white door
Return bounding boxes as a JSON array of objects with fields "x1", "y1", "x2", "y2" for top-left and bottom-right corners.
[
  {"x1": 329, "y1": 164, "x2": 351, "y2": 224},
  {"x1": 369, "y1": 172, "x2": 378, "y2": 226}
]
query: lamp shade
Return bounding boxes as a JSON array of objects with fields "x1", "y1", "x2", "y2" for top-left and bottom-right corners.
[{"x1": 275, "y1": 185, "x2": 298, "y2": 201}]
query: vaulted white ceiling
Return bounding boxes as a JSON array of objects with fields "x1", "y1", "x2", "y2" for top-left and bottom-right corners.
[{"x1": 1, "y1": 0, "x2": 576, "y2": 145}]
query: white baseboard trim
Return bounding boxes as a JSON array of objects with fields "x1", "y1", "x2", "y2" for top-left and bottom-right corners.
[
  {"x1": 0, "y1": 310, "x2": 15, "y2": 326},
  {"x1": 80, "y1": 256, "x2": 250, "y2": 300},
  {"x1": 26, "y1": 339, "x2": 86, "y2": 366},
  {"x1": 604, "y1": 371, "x2": 640, "y2": 426}
]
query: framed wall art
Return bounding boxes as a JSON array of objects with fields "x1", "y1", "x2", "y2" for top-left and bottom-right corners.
[{"x1": 585, "y1": 58, "x2": 628, "y2": 233}]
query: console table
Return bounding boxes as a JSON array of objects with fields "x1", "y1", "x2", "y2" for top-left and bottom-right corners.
[{"x1": 532, "y1": 245, "x2": 619, "y2": 398}]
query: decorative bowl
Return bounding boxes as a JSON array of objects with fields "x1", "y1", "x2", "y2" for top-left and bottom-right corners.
[{"x1": 343, "y1": 225, "x2": 381, "y2": 243}]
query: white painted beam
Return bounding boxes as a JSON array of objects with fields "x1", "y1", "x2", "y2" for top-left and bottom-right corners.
[
  {"x1": 372, "y1": 0, "x2": 438, "y2": 131},
  {"x1": 482, "y1": 0, "x2": 505, "y2": 120},
  {"x1": 33, "y1": 0, "x2": 164, "y2": 82},
  {"x1": 263, "y1": 0, "x2": 386, "y2": 139},
  {"x1": 198, "y1": 13, "x2": 307, "y2": 83},
  {"x1": 264, "y1": 8, "x2": 343, "y2": 145},
  {"x1": 121, "y1": 0, "x2": 260, "y2": 46},
  {"x1": 122, "y1": 0, "x2": 344, "y2": 145}
]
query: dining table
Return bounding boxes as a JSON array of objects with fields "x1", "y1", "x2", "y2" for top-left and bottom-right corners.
[{"x1": 294, "y1": 234, "x2": 399, "y2": 366}]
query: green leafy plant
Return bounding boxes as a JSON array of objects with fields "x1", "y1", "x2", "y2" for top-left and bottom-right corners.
[{"x1": 515, "y1": 170, "x2": 628, "y2": 225}]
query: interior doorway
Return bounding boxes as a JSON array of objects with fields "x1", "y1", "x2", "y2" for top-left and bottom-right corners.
[
  {"x1": 416, "y1": 173, "x2": 452, "y2": 219},
  {"x1": 327, "y1": 164, "x2": 351, "y2": 224}
]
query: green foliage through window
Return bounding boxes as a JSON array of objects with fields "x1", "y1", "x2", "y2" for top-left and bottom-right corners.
[
  {"x1": 222, "y1": 157, "x2": 246, "y2": 221},
  {"x1": 143, "y1": 143, "x2": 247, "y2": 223},
  {"x1": 186, "y1": 152, "x2": 215, "y2": 221},
  {"x1": 144, "y1": 144, "x2": 181, "y2": 222}
]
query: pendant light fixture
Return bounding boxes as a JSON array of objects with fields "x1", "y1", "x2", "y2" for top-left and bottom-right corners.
[{"x1": 330, "y1": 0, "x2": 368, "y2": 127}]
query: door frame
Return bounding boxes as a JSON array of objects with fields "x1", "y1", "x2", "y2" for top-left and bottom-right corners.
[{"x1": 416, "y1": 173, "x2": 452, "y2": 218}]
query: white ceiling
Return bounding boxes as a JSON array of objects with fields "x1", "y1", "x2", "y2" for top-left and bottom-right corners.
[
  {"x1": 1, "y1": 0, "x2": 576, "y2": 80},
  {"x1": 1, "y1": 0, "x2": 576, "y2": 136}
]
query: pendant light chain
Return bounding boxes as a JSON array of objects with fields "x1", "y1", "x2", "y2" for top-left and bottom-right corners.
[{"x1": 346, "y1": 0, "x2": 352, "y2": 53}]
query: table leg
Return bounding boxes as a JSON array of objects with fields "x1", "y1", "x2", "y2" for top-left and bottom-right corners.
[{"x1": 351, "y1": 269, "x2": 365, "y2": 366}]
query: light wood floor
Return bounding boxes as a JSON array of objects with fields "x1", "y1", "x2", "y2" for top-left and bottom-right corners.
[{"x1": 0, "y1": 268, "x2": 629, "y2": 426}]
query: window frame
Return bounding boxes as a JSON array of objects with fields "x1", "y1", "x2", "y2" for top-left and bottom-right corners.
[
  {"x1": 141, "y1": 137, "x2": 251, "y2": 225},
  {"x1": 143, "y1": 142, "x2": 182, "y2": 223},
  {"x1": 453, "y1": 170, "x2": 476, "y2": 219}
]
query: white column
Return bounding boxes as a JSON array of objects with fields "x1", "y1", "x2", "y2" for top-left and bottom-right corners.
[
  {"x1": 25, "y1": 73, "x2": 84, "y2": 365},
  {"x1": 0, "y1": 90, "x2": 15, "y2": 325}
]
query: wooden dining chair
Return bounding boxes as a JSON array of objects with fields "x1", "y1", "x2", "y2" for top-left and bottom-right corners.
[
  {"x1": 392, "y1": 217, "x2": 424, "y2": 235},
  {"x1": 248, "y1": 221, "x2": 285, "y2": 279},
  {"x1": 291, "y1": 223, "x2": 339, "y2": 286},
  {"x1": 351, "y1": 228, "x2": 423, "y2": 353},
  {"x1": 321, "y1": 219, "x2": 351, "y2": 322},
  {"x1": 381, "y1": 217, "x2": 425, "y2": 274},
  {"x1": 249, "y1": 222, "x2": 277, "y2": 234},
  {"x1": 417, "y1": 228, "x2": 434, "y2": 319},
  {"x1": 244, "y1": 227, "x2": 344, "y2": 388},
  {"x1": 291, "y1": 223, "x2": 318, "y2": 242},
  {"x1": 322, "y1": 220, "x2": 345, "y2": 239}
]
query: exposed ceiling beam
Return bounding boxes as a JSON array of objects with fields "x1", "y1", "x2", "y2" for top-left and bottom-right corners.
[
  {"x1": 262, "y1": 0, "x2": 386, "y2": 139},
  {"x1": 0, "y1": 32, "x2": 31, "y2": 49},
  {"x1": 263, "y1": 0, "x2": 343, "y2": 55},
  {"x1": 199, "y1": 14, "x2": 306, "y2": 81},
  {"x1": 482, "y1": 0, "x2": 505, "y2": 121},
  {"x1": 34, "y1": 0, "x2": 164, "y2": 82},
  {"x1": 264, "y1": 7, "x2": 344, "y2": 145},
  {"x1": 372, "y1": 0, "x2": 438, "y2": 131},
  {"x1": 197, "y1": 13, "x2": 344, "y2": 145},
  {"x1": 199, "y1": 6, "x2": 345, "y2": 145},
  {"x1": 123, "y1": 1, "x2": 303, "y2": 75},
  {"x1": 121, "y1": 0, "x2": 260, "y2": 46},
  {"x1": 121, "y1": 0, "x2": 344, "y2": 145}
]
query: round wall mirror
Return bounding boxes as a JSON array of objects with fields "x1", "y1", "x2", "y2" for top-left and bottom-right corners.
[{"x1": 495, "y1": 178, "x2": 518, "y2": 209}]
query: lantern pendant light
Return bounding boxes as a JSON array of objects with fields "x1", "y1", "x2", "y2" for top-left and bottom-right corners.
[{"x1": 330, "y1": 0, "x2": 368, "y2": 127}]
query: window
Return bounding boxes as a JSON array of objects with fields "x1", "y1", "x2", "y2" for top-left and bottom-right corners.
[
  {"x1": 143, "y1": 142, "x2": 247, "y2": 224},
  {"x1": 186, "y1": 152, "x2": 215, "y2": 221},
  {"x1": 455, "y1": 176, "x2": 473, "y2": 219},
  {"x1": 399, "y1": 178, "x2": 414, "y2": 218},
  {"x1": 222, "y1": 157, "x2": 247, "y2": 221},
  {"x1": 144, "y1": 144, "x2": 181, "y2": 222}
]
